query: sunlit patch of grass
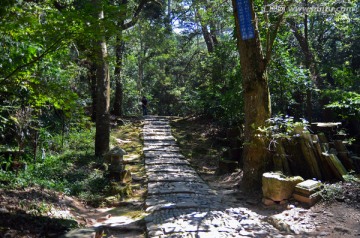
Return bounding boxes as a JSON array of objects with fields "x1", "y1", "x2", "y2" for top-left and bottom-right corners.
[{"x1": 111, "y1": 119, "x2": 143, "y2": 156}]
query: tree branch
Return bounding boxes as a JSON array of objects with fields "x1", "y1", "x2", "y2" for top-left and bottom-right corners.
[
  {"x1": 264, "y1": 11, "x2": 285, "y2": 66},
  {"x1": 122, "y1": 0, "x2": 149, "y2": 30},
  {"x1": 1, "y1": 36, "x2": 67, "y2": 82},
  {"x1": 264, "y1": 0, "x2": 294, "y2": 67}
]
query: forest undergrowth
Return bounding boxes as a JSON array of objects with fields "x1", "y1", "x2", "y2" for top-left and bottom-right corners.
[
  {"x1": 0, "y1": 116, "x2": 359, "y2": 237},
  {"x1": 0, "y1": 117, "x2": 146, "y2": 237}
]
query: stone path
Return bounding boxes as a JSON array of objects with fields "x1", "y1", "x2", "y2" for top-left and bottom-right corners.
[{"x1": 143, "y1": 116, "x2": 291, "y2": 238}]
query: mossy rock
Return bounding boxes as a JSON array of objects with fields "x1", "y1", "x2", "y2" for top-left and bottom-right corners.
[{"x1": 262, "y1": 172, "x2": 304, "y2": 202}]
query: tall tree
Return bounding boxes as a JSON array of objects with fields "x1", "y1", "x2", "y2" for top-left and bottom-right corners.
[
  {"x1": 112, "y1": 0, "x2": 163, "y2": 115},
  {"x1": 231, "y1": 0, "x2": 284, "y2": 189},
  {"x1": 91, "y1": 0, "x2": 111, "y2": 156},
  {"x1": 113, "y1": 30, "x2": 125, "y2": 116}
]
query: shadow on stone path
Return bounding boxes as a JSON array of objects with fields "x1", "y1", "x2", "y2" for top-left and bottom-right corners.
[{"x1": 143, "y1": 116, "x2": 289, "y2": 238}]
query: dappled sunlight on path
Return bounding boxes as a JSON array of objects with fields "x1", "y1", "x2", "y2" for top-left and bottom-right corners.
[{"x1": 143, "y1": 116, "x2": 288, "y2": 237}]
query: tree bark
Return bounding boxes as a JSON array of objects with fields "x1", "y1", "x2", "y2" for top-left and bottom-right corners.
[
  {"x1": 90, "y1": 62, "x2": 97, "y2": 122},
  {"x1": 112, "y1": 34, "x2": 125, "y2": 116},
  {"x1": 232, "y1": 0, "x2": 271, "y2": 190},
  {"x1": 195, "y1": 4, "x2": 218, "y2": 54},
  {"x1": 92, "y1": 0, "x2": 110, "y2": 156}
]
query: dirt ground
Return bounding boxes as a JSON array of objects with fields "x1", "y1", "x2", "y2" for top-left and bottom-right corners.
[
  {"x1": 0, "y1": 116, "x2": 359, "y2": 237},
  {"x1": 1, "y1": 172, "x2": 359, "y2": 237},
  {"x1": 203, "y1": 171, "x2": 360, "y2": 238},
  {"x1": 170, "y1": 116, "x2": 360, "y2": 237}
]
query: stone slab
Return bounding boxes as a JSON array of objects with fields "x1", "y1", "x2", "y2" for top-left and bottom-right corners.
[
  {"x1": 146, "y1": 193, "x2": 222, "y2": 210},
  {"x1": 144, "y1": 151, "x2": 185, "y2": 158},
  {"x1": 147, "y1": 181, "x2": 213, "y2": 195},
  {"x1": 143, "y1": 146, "x2": 180, "y2": 152},
  {"x1": 143, "y1": 135, "x2": 175, "y2": 141},
  {"x1": 144, "y1": 124, "x2": 169, "y2": 128},
  {"x1": 143, "y1": 140, "x2": 177, "y2": 145},
  {"x1": 147, "y1": 171, "x2": 202, "y2": 182},
  {"x1": 145, "y1": 157, "x2": 190, "y2": 165},
  {"x1": 145, "y1": 164, "x2": 196, "y2": 173}
]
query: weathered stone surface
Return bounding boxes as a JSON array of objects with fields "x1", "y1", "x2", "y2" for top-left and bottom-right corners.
[
  {"x1": 105, "y1": 146, "x2": 127, "y2": 159},
  {"x1": 145, "y1": 157, "x2": 189, "y2": 165},
  {"x1": 145, "y1": 164, "x2": 196, "y2": 173},
  {"x1": 262, "y1": 172, "x2": 304, "y2": 202},
  {"x1": 142, "y1": 116, "x2": 308, "y2": 238},
  {"x1": 293, "y1": 193, "x2": 320, "y2": 206},
  {"x1": 147, "y1": 181, "x2": 213, "y2": 195},
  {"x1": 143, "y1": 136, "x2": 176, "y2": 141},
  {"x1": 144, "y1": 151, "x2": 185, "y2": 159},
  {"x1": 294, "y1": 180, "x2": 322, "y2": 195},
  {"x1": 147, "y1": 171, "x2": 201, "y2": 182},
  {"x1": 61, "y1": 228, "x2": 97, "y2": 238},
  {"x1": 143, "y1": 145, "x2": 180, "y2": 152}
]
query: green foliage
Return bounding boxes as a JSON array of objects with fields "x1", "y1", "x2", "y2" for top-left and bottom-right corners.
[
  {"x1": 0, "y1": 127, "x2": 107, "y2": 206},
  {"x1": 258, "y1": 115, "x2": 309, "y2": 140},
  {"x1": 323, "y1": 90, "x2": 360, "y2": 119},
  {"x1": 320, "y1": 182, "x2": 343, "y2": 201}
]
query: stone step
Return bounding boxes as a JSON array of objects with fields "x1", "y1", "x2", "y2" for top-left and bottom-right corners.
[
  {"x1": 145, "y1": 164, "x2": 196, "y2": 173},
  {"x1": 143, "y1": 135, "x2": 175, "y2": 141},
  {"x1": 147, "y1": 181, "x2": 214, "y2": 195},
  {"x1": 144, "y1": 126, "x2": 171, "y2": 130},
  {"x1": 143, "y1": 141, "x2": 177, "y2": 146},
  {"x1": 144, "y1": 151, "x2": 185, "y2": 159},
  {"x1": 143, "y1": 116, "x2": 270, "y2": 238},
  {"x1": 145, "y1": 157, "x2": 190, "y2": 165},
  {"x1": 146, "y1": 193, "x2": 222, "y2": 209},
  {"x1": 143, "y1": 146, "x2": 180, "y2": 152},
  {"x1": 147, "y1": 171, "x2": 202, "y2": 183},
  {"x1": 143, "y1": 128, "x2": 172, "y2": 131},
  {"x1": 143, "y1": 132, "x2": 173, "y2": 136}
]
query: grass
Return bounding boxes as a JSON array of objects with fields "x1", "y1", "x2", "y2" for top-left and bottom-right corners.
[
  {"x1": 0, "y1": 117, "x2": 145, "y2": 207},
  {"x1": 320, "y1": 173, "x2": 360, "y2": 202}
]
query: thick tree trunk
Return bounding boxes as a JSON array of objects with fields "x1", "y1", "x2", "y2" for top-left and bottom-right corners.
[
  {"x1": 112, "y1": 35, "x2": 125, "y2": 116},
  {"x1": 92, "y1": 0, "x2": 110, "y2": 156},
  {"x1": 94, "y1": 39, "x2": 110, "y2": 156},
  {"x1": 232, "y1": 0, "x2": 271, "y2": 190}
]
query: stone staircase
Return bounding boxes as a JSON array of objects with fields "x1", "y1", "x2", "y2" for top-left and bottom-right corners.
[{"x1": 142, "y1": 116, "x2": 282, "y2": 237}]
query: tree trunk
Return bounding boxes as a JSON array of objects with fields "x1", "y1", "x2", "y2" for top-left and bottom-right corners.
[
  {"x1": 90, "y1": 62, "x2": 97, "y2": 122},
  {"x1": 232, "y1": 0, "x2": 271, "y2": 190},
  {"x1": 94, "y1": 39, "x2": 110, "y2": 156},
  {"x1": 195, "y1": 4, "x2": 218, "y2": 54},
  {"x1": 92, "y1": 0, "x2": 110, "y2": 156},
  {"x1": 288, "y1": 18, "x2": 322, "y2": 122},
  {"x1": 112, "y1": 34, "x2": 125, "y2": 116}
]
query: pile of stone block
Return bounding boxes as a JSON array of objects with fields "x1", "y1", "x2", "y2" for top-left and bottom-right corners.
[
  {"x1": 293, "y1": 180, "x2": 322, "y2": 206},
  {"x1": 262, "y1": 172, "x2": 323, "y2": 207}
]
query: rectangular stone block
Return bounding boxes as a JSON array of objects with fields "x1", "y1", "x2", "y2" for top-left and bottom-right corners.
[
  {"x1": 294, "y1": 179, "x2": 322, "y2": 196},
  {"x1": 293, "y1": 192, "x2": 320, "y2": 206}
]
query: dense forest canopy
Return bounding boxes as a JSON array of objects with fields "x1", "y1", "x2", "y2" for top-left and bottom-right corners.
[{"x1": 0, "y1": 0, "x2": 359, "y2": 187}]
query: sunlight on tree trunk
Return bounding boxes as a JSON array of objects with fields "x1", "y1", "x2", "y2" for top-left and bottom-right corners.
[
  {"x1": 232, "y1": 0, "x2": 271, "y2": 190},
  {"x1": 92, "y1": 0, "x2": 110, "y2": 156}
]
